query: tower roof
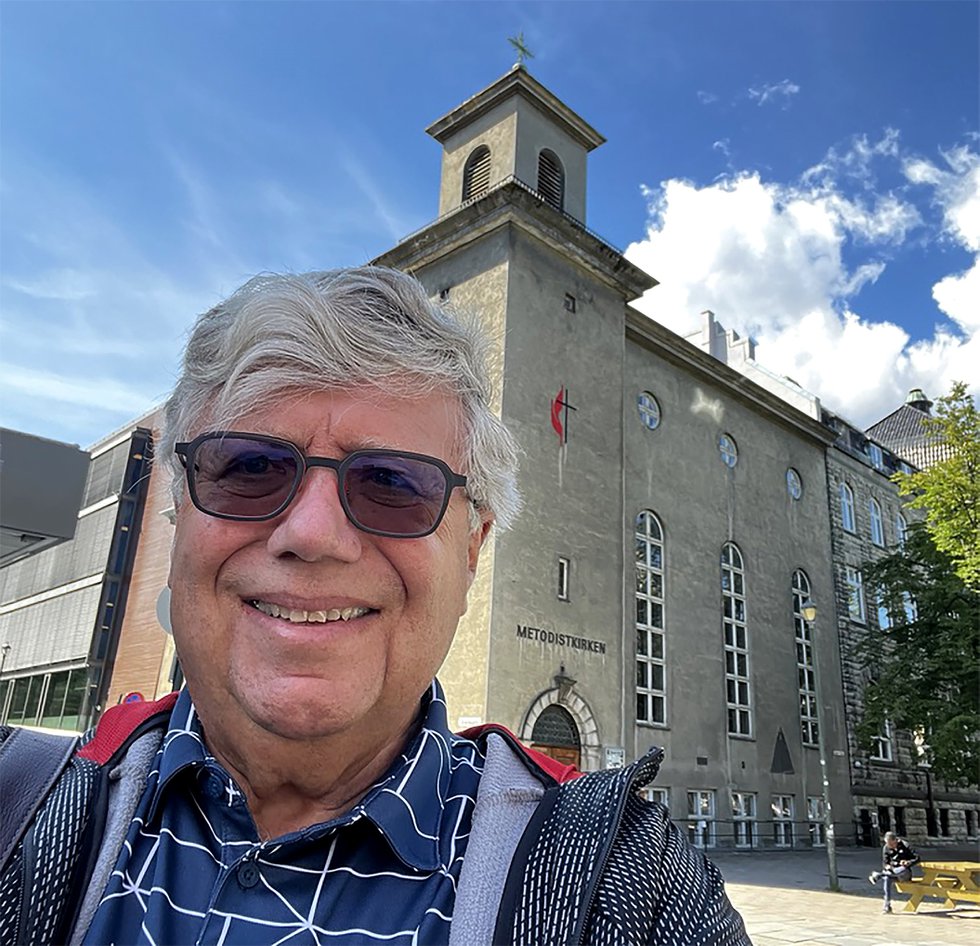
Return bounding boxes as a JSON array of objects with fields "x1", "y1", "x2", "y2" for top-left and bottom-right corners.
[
  {"x1": 904, "y1": 388, "x2": 933, "y2": 412},
  {"x1": 425, "y1": 64, "x2": 605, "y2": 151},
  {"x1": 866, "y1": 393, "x2": 949, "y2": 469}
]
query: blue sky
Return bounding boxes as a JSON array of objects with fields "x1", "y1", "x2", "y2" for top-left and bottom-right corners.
[{"x1": 2, "y1": 0, "x2": 977, "y2": 448}]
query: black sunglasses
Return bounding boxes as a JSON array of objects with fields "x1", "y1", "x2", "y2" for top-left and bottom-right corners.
[{"x1": 175, "y1": 431, "x2": 468, "y2": 538}]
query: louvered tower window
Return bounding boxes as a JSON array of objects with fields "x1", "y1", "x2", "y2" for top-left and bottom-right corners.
[
  {"x1": 462, "y1": 146, "x2": 491, "y2": 202},
  {"x1": 537, "y1": 149, "x2": 564, "y2": 211}
]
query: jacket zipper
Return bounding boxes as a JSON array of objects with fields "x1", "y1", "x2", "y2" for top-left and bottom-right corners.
[{"x1": 571, "y1": 748, "x2": 664, "y2": 946}]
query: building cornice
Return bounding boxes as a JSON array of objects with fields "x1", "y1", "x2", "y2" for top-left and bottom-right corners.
[
  {"x1": 374, "y1": 179, "x2": 656, "y2": 302},
  {"x1": 625, "y1": 308, "x2": 837, "y2": 447},
  {"x1": 425, "y1": 65, "x2": 605, "y2": 152}
]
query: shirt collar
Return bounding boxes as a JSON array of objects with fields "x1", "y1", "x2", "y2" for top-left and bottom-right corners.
[
  {"x1": 147, "y1": 681, "x2": 479, "y2": 872},
  {"x1": 147, "y1": 688, "x2": 210, "y2": 822},
  {"x1": 354, "y1": 679, "x2": 477, "y2": 872}
]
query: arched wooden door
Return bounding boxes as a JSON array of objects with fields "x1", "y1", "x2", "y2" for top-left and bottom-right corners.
[{"x1": 529, "y1": 703, "x2": 581, "y2": 769}]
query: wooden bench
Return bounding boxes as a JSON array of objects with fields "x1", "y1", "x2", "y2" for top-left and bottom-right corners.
[{"x1": 895, "y1": 861, "x2": 980, "y2": 913}]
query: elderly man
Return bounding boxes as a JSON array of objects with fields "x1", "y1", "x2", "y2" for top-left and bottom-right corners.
[{"x1": 1, "y1": 267, "x2": 749, "y2": 944}]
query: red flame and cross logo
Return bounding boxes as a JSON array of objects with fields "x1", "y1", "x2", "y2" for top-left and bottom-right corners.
[{"x1": 551, "y1": 386, "x2": 577, "y2": 446}]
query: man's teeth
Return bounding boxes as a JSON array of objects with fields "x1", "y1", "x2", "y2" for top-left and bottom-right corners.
[{"x1": 251, "y1": 601, "x2": 370, "y2": 623}]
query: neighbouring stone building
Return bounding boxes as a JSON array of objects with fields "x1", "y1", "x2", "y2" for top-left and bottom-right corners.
[{"x1": 683, "y1": 314, "x2": 979, "y2": 845}]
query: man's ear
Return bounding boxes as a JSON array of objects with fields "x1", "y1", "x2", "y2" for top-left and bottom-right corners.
[{"x1": 466, "y1": 514, "x2": 494, "y2": 586}]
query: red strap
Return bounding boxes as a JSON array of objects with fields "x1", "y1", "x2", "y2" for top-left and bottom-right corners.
[
  {"x1": 77, "y1": 692, "x2": 179, "y2": 764},
  {"x1": 459, "y1": 723, "x2": 582, "y2": 784},
  {"x1": 77, "y1": 699, "x2": 580, "y2": 783}
]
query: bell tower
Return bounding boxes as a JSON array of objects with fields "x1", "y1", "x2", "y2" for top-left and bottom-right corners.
[
  {"x1": 375, "y1": 68, "x2": 653, "y2": 751},
  {"x1": 425, "y1": 64, "x2": 605, "y2": 224}
]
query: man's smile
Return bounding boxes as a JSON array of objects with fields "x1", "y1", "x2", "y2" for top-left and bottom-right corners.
[{"x1": 248, "y1": 600, "x2": 374, "y2": 624}]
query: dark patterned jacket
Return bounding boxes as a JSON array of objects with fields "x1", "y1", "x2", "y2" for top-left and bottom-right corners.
[
  {"x1": 882, "y1": 838, "x2": 919, "y2": 872},
  {"x1": 1, "y1": 696, "x2": 750, "y2": 945}
]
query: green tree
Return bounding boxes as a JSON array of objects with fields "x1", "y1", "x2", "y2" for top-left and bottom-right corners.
[
  {"x1": 895, "y1": 381, "x2": 980, "y2": 590},
  {"x1": 857, "y1": 522, "x2": 980, "y2": 784}
]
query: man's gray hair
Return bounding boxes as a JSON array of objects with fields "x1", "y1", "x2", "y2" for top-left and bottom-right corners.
[{"x1": 161, "y1": 267, "x2": 521, "y2": 530}]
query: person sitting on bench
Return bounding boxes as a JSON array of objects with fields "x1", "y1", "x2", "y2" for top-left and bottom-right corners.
[{"x1": 869, "y1": 830, "x2": 920, "y2": 913}]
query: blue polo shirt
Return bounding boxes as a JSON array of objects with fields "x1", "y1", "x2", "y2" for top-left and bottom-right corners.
[{"x1": 83, "y1": 681, "x2": 486, "y2": 945}]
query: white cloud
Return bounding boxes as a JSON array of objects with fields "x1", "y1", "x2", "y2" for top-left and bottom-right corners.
[
  {"x1": 933, "y1": 259, "x2": 980, "y2": 332},
  {"x1": 803, "y1": 129, "x2": 902, "y2": 187},
  {"x1": 697, "y1": 90, "x2": 719, "y2": 105},
  {"x1": 905, "y1": 144, "x2": 980, "y2": 336},
  {"x1": 625, "y1": 132, "x2": 980, "y2": 428},
  {"x1": 0, "y1": 362, "x2": 156, "y2": 413},
  {"x1": 748, "y1": 79, "x2": 800, "y2": 109}
]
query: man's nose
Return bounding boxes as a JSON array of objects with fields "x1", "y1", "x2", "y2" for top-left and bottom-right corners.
[{"x1": 265, "y1": 468, "x2": 363, "y2": 562}]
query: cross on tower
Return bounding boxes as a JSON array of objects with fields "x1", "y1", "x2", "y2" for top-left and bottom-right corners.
[{"x1": 507, "y1": 32, "x2": 535, "y2": 66}]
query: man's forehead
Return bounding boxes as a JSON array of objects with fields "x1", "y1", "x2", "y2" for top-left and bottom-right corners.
[{"x1": 196, "y1": 384, "x2": 468, "y2": 459}]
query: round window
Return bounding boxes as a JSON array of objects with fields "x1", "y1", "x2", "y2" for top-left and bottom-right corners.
[
  {"x1": 637, "y1": 392, "x2": 661, "y2": 430},
  {"x1": 787, "y1": 468, "x2": 803, "y2": 500},
  {"x1": 719, "y1": 433, "x2": 738, "y2": 468}
]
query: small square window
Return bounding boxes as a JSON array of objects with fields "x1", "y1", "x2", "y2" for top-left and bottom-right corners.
[
  {"x1": 868, "y1": 443, "x2": 884, "y2": 471},
  {"x1": 564, "y1": 293, "x2": 576, "y2": 313},
  {"x1": 557, "y1": 557, "x2": 570, "y2": 601},
  {"x1": 642, "y1": 786, "x2": 669, "y2": 808},
  {"x1": 871, "y1": 720, "x2": 894, "y2": 762}
]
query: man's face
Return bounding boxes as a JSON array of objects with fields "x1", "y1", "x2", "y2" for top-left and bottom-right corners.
[
  {"x1": 886, "y1": 837, "x2": 898, "y2": 848},
  {"x1": 168, "y1": 387, "x2": 489, "y2": 746}
]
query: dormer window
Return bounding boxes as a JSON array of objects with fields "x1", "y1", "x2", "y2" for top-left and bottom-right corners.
[
  {"x1": 537, "y1": 149, "x2": 564, "y2": 211},
  {"x1": 462, "y1": 146, "x2": 491, "y2": 202}
]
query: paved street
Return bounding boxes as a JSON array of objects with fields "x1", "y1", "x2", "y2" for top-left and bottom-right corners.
[{"x1": 712, "y1": 845, "x2": 980, "y2": 946}]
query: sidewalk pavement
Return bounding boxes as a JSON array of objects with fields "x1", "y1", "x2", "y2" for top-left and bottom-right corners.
[{"x1": 712, "y1": 845, "x2": 980, "y2": 946}]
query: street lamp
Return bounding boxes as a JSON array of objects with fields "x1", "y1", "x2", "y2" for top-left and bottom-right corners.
[{"x1": 801, "y1": 601, "x2": 839, "y2": 892}]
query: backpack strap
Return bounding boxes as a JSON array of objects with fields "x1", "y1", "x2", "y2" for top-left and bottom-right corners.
[
  {"x1": 0, "y1": 727, "x2": 79, "y2": 872},
  {"x1": 0, "y1": 694, "x2": 179, "y2": 945}
]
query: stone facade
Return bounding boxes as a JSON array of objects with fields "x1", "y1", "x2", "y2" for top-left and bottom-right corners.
[{"x1": 823, "y1": 412, "x2": 979, "y2": 846}]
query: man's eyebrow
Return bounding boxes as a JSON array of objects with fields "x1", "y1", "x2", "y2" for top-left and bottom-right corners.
[{"x1": 341, "y1": 436, "x2": 391, "y2": 451}]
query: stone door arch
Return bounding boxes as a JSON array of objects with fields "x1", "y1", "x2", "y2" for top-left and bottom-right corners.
[{"x1": 522, "y1": 687, "x2": 601, "y2": 771}]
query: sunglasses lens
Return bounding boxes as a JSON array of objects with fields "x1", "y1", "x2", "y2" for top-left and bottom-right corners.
[
  {"x1": 190, "y1": 437, "x2": 299, "y2": 519},
  {"x1": 344, "y1": 454, "x2": 450, "y2": 536}
]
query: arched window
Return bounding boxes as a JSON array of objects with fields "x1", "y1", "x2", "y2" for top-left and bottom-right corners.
[
  {"x1": 792, "y1": 570, "x2": 818, "y2": 746},
  {"x1": 537, "y1": 149, "x2": 564, "y2": 211},
  {"x1": 529, "y1": 704, "x2": 581, "y2": 769},
  {"x1": 895, "y1": 512, "x2": 908, "y2": 549},
  {"x1": 635, "y1": 510, "x2": 665, "y2": 725},
  {"x1": 722, "y1": 543, "x2": 751, "y2": 736},
  {"x1": 530, "y1": 704, "x2": 580, "y2": 749},
  {"x1": 869, "y1": 498, "x2": 884, "y2": 546},
  {"x1": 840, "y1": 482, "x2": 856, "y2": 532},
  {"x1": 462, "y1": 145, "x2": 491, "y2": 202}
]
